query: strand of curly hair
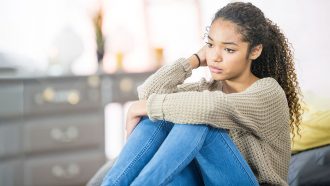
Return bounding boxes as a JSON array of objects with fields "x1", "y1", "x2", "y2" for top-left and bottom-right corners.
[{"x1": 251, "y1": 19, "x2": 304, "y2": 140}]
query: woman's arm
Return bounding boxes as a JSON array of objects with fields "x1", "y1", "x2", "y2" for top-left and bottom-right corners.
[
  {"x1": 137, "y1": 46, "x2": 208, "y2": 100},
  {"x1": 126, "y1": 47, "x2": 212, "y2": 138},
  {"x1": 146, "y1": 78, "x2": 290, "y2": 140},
  {"x1": 137, "y1": 56, "x2": 197, "y2": 100}
]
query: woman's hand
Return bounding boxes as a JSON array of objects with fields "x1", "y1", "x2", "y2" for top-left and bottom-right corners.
[
  {"x1": 196, "y1": 45, "x2": 208, "y2": 67},
  {"x1": 189, "y1": 45, "x2": 208, "y2": 69},
  {"x1": 125, "y1": 100, "x2": 147, "y2": 139}
]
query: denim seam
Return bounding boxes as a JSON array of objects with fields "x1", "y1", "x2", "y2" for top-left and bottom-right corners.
[
  {"x1": 159, "y1": 127, "x2": 209, "y2": 186},
  {"x1": 218, "y1": 132, "x2": 259, "y2": 186},
  {"x1": 203, "y1": 128, "x2": 222, "y2": 149},
  {"x1": 112, "y1": 121, "x2": 166, "y2": 185}
]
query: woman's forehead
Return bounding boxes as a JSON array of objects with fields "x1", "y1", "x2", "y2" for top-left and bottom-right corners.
[{"x1": 208, "y1": 19, "x2": 245, "y2": 44}]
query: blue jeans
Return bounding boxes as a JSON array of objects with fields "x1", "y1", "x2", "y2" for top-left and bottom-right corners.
[{"x1": 101, "y1": 116, "x2": 259, "y2": 186}]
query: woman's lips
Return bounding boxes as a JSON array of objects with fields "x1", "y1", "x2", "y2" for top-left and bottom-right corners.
[{"x1": 209, "y1": 66, "x2": 223, "y2": 73}]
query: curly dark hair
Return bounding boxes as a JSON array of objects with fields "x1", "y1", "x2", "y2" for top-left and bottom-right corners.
[{"x1": 212, "y1": 2, "x2": 303, "y2": 138}]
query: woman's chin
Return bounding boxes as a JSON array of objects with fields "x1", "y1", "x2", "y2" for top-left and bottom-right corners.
[{"x1": 211, "y1": 74, "x2": 225, "y2": 81}]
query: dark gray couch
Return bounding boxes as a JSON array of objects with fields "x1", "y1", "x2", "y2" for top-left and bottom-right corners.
[
  {"x1": 288, "y1": 145, "x2": 330, "y2": 186},
  {"x1": 87, "y1": 157, "x2": 117, "y2": 186}
]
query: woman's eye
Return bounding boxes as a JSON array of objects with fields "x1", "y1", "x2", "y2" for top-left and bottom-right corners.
[
  {"x1": 224, "y1": 48, "x2": 235, "y2": 53},
  {"x1": 205, "y1": 42, "x2": 214, "y2": 48}
]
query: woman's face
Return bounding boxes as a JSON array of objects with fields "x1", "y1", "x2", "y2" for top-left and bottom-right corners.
[{"x1": 206, "y1": 19, "x2": 252, "y2": 81}]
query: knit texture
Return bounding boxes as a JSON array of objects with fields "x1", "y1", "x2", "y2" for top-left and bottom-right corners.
[{"x1": 137, "y1": 58, "x2": 291, "y2": 186}]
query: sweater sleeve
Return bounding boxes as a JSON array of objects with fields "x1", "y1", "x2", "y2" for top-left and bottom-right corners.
[
  {"x1": 146, "y1": 78, "x2": 290, "y2": 140},
  {"x1": 137, "y1": 58, "x2": 210, "y2": 100}
]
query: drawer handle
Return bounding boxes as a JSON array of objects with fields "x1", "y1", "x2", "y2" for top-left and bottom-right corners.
[
  {"x1": 52, "y1": 163, "x2": 80, "y2": 179},
  {"x1": 40, "y1": 88, "x2": 80, "y2": 105},
  {"x1": 50, "y1": 126, "x2": 79, "y2": 143},
  {"x1": 87, "y1": 75, "x2": 100, "y2": 88},
  {"x1": 42, "y1": 87, "x2": 55, "y2": 102},
  {"x1": 119, "y1": 78, "x2": 133, "y2": 93},
  {"x1": 67, "y1": 90, "x2": 80, "y2": 105}
]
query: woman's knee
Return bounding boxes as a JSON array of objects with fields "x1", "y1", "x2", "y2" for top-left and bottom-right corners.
[
  {"x1": 203, "y1": 127, "x2": 229, "y2": 147},
  {"x1": 168, "y1": 123, "x2": 210, "y2": 143},
  {"x1": 136, "y1": 116, "x2": 173, "y2": 133}
]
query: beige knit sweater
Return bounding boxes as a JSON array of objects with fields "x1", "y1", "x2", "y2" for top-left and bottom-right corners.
[{"x1": 137, "y1": 58, "x2": 291, "y2": 186}]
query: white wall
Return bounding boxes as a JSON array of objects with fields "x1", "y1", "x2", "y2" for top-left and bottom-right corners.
[
  {"x1": 2, "y1": 0, "x2": 328, "y2": 95},
  {"x1": 240, "y1": 0, "x2": 330, "y2": 96},
  {"x1": 0, "y1": 0, "x2": 98, "y2": 74}
]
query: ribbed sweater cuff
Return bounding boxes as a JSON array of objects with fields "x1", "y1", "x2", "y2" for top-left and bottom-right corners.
[
  {"x1": 146, "y1": 93, "x2": 167, "y2": 121},
  {"x1": 178, "y1": 58, "x2": 193, "y2": 77}
]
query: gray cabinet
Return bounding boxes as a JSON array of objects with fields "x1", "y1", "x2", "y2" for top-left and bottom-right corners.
[
  {"x1": 0, "y1": 72, "x2": 152, "y2": 186},
  {"x1": 0, "y1": 82, "x2": 24, "y2": 118}
]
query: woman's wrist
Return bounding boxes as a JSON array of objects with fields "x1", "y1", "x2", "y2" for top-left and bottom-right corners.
[
  {"x1": 132, "y1": 100, "x2": 147, "y2": 116},
  {"x1": 188, "y1": 55, "x2": 200, "y2": 69}
]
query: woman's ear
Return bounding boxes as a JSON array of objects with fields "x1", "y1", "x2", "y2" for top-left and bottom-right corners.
[{"x1": 249, "y1": 44, "x2": 263, "y2": 60}]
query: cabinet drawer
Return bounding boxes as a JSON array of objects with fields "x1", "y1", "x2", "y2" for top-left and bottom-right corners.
[
  {"x1": 0, "y1": 159, "x2": 23, "y2": 186},
  {"x1": 24, "y1": 150, "x2": 105, "y2": 186},
  {"x1": 24, "y1": 76, "x2": 102, "y2": 115},
  {"x1": 0, "y1": 82, "x2": 23, "y2": 118},
  {"x1": 110, "y1": 72, "x2": 153, "y2": 102},
  {"x1": 23, "y1": 112, "x2": 104, "y2": 154},
  {"x1": 0, "y1": 123, "x2": 21, "y2": 159}
]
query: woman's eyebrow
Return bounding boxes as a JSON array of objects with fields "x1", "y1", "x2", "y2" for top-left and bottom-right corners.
[
  {"x1": 207, "y1": 35, "x2": 214, "y2": 41},
  {"x1": 207, "y1": 35, "x2": 238, "y2": 46}
]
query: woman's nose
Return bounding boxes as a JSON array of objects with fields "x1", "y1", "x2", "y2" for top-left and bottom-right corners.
[
  {"x1": 211, "y1": 49, "x2": 222, "y2": 62},
  {"x1": 213, "y1": 56, "x2": 222, "y2": 62}
]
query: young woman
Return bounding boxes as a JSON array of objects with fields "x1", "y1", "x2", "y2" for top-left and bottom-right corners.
[{"x1": 101, "y1": 2, "x2": 302, "y2": 186}]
